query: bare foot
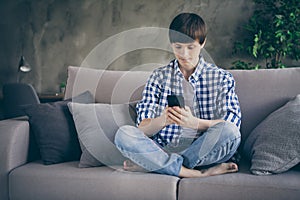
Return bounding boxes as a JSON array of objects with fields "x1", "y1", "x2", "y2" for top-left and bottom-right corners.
[
  {"x1": 123, "y1": 160, "x2": 148, "y2": 173},
  {"x1": 203, "y1": 162, "x2": 238, "y2": 176},
  {"x1": 179, "y1": 162, "x2": 238, "y2": 178}
]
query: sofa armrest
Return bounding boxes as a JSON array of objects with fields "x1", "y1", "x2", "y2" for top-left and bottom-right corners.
[{"x1": 0, "y1": 117, "x2": 30, "y2": 200}]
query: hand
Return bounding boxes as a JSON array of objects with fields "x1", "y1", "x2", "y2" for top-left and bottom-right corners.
[
  {"x1": 159, "y1": 106, "x2": 176, "y2": 127},
  {"x1": 167, "y1": 106, "x2": 199, "y2": 129},
  {"x1": 138, "y1": 106, "x2": 175, "y2": 136}
]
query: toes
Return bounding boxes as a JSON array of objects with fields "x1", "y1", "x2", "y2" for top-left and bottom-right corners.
[
  {"x1": 227, "y1": 162, "x2": 238, "y2": 172},
  {"x1": 123, "y1": 160, "x2": 134, "y2": 169},
  {"x1": 123, "y1": 160, "x2": 147, "y2": 172},
  {"x1": 123, "y1": 160, "x2": 129, "y2": 169}
]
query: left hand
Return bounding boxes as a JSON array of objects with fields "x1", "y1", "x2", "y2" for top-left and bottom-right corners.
[{"x1": 167, "y1": 106, "x2": 199, "y2": 129}]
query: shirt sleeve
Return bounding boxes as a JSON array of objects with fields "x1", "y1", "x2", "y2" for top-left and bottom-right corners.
[
  {"x1": 136, "y1": 70, "x2": 162, "y2": 126},
  {"x1": 217, "y1": 72, "x2": 241, "y2": 129}
]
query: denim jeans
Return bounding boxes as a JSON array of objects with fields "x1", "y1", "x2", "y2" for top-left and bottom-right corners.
[{"x1": 114, "y1": 121, "x2": 241, "y2": 177}]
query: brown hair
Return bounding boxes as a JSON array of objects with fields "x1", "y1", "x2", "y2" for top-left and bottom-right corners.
[{"x1": 169, "y1": 13, "x2": 207, "y2": 45}]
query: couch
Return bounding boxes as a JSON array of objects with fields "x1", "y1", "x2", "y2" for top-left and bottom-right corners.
[{"x1": 1, "y1": 66, "x2": 300, "y2": 200}]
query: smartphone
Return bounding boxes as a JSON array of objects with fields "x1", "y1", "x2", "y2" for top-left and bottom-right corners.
[{"x1": 167, "y1": 95, "x2": 185, "y2": 108}]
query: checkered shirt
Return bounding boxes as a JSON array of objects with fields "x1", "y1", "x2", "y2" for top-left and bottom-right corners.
[{"x1": 136, "y1": 57, "x2": 241, "y2": 146}]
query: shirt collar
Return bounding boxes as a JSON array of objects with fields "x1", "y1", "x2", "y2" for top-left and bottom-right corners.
[
  {"x1": 174, "y1": 56, "x2": 205, "y2": 82},
  {"x1": 173, "y1": 60, "x2": 183, "y2": 79}
]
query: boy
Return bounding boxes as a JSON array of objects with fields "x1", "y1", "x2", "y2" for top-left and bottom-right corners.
[{"x1": 115, "y1": 13, "x2": 241, "y2": 178}]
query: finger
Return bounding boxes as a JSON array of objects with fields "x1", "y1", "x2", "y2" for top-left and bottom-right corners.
[
  {"x1": 166, "y1": 117, "x2": 177, "y2": 125},
  {"x1": 168, "y1": 111, "x2": 188, "y2": 125},
  {"x1": 172, "y1": 106, "x2": 189, "y2": 117},
  {"x1": 168, "y1": 107, "x2": 181, "y2": 117},
  {"x1": 173, "y1": 106, "x2": 187, "y2": 114},
  {"x1": 168, "y1": 112, "x2": 183, "y2": 124}
]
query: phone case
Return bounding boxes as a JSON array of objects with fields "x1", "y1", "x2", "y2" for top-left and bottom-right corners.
[{"x1": 167, "y1": 95, "x2": 185, "y2": 108}]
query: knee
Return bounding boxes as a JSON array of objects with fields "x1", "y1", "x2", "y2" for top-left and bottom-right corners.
[
  {"x1": 213, "y1": 121, "x2": 241, "y2": 141},
  {"x1": 209, "y1": 121, "x2": 241, "y2": 152},
  {"x1": 114, "y1": 125, "x2": 143, "y2": 148},
  {"x1": 223, "y1": 121, "x2": 240, "y2": 139},
  {"x1": 220, "y1": 121, "x2": 241, "y2": 151}
]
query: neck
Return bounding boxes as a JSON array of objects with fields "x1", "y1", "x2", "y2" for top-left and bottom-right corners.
[{"x1": 179, "y1": 66, "x2": 195, "y2": 80}]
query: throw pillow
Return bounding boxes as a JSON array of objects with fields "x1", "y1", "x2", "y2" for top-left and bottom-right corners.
[
  {"x1": 243, "y1": 94, "x2": 300, "y2": 175},
  {"x1": 68, "y1": 102, "x2": 137, "y2": 168},
  {"x1": 22, "y1": 91, "x2": 94, "y2": 165}
]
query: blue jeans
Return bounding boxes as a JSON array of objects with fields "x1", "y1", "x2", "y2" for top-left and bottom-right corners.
[{"x1": 114, "y1": 121, "x2": 241, "y2": 177}]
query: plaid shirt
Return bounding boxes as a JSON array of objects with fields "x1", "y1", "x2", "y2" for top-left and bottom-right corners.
[{"x1": 136, "y1": 57, "x2": 241, "y2": 146}]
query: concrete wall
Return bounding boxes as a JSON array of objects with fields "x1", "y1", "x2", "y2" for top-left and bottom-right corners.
[{"x1": 0, "y1": 0, "x2": 256, "y2": 94}]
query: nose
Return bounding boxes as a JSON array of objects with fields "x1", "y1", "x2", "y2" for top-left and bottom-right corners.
[
  {"x1": 178, "y1": 47, "x2": 189, "y2": 58},
  {"x1": 183, "y1": 48, "x2": 189, "y2": 57}
]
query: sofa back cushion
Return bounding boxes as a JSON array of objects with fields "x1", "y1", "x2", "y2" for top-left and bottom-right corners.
[
  {"x1": 229, "y1": 68, "x2": 300, "y2": 141},
  {"x1": 65, "y1": 66, "x2": 300, "y2": 142},
  {"x1": 65, "y1": 66, "x2": 151, "y2": 104}
]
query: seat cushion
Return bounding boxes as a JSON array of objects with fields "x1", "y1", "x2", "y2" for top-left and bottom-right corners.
[
  {"x1": 178, "y1": 161, "x2": 300, "y2": 200},
  {"x1": 9, "y1": 161, "x2": 179, "y2": 200}
]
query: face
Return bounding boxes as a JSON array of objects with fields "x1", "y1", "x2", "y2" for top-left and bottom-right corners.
[{"x1": 171, "y1": 40, "x2": 203, "y2": 71}]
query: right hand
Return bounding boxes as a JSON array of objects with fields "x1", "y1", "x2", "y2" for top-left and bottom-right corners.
[
  {"x1": 138, "y1": 106, "x2": 178, "y2": 137},
  {"x1": 160, "y1": 106, "x2": 176, "y2": 127}
]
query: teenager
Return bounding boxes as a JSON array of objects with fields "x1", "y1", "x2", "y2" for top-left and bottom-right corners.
[{"x1": 115, "y1": 13, "x2": 241, "y2": 178}]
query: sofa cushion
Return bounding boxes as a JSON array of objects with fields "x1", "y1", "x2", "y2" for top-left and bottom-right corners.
[
  {"x1": 9, "y1": 161, "x2": 179, "y2": 200},
  {"x1": 65, "y1": 66, "x2": 151, "y2": 104},
  {"x1": 178, "y1": 162, "x2": 300, "y2": 200},
  {"x1": 68, "y1": 102, "x2": 137, "y2": 167},
  {"x1": 65, "y1": 67, "x2": 300, "y2": 144},
  {"x1": 229, "y1": 68, "x2": 300, "y2": 141},
  {"x1": 22, "y1": 91, "x2": 94, "y2": 165},
  {"x1": 244, "y1": 94, "x2": 300, "y2": 175}
]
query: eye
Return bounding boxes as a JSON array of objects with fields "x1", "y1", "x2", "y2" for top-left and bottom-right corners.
[
  {"x1": 188, "y1": 45, "x2": 195, "y2": 50},
  {"x1": 174, "y1": 45, "x2": 182, "y2": 49}
]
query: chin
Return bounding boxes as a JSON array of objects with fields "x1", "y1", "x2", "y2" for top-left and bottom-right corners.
[
  {"x1": 178, "y1": 59, "x2": 192, "y2": 66},
  {"x1": 179, "y1": 64, "x2": 195, "y2": 71}
]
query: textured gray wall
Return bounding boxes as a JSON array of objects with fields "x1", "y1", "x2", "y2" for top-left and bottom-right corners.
[{"x1": 0, "y1": 0, "x2": 255, "y2": 94}]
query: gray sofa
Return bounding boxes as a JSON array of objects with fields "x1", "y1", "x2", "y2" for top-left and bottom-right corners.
[{"x1": 1, "y1": 66, "x2": 300, "y2": 200}]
